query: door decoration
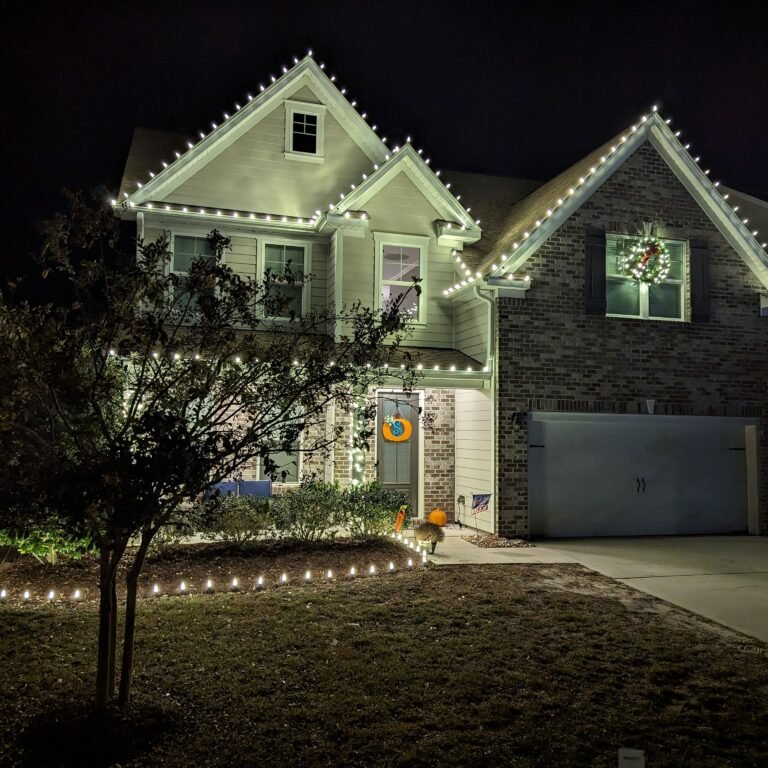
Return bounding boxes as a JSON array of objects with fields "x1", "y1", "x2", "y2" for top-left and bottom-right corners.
[
  {"x1": 621, "y1": 236, "x2": 670, "y2": 284},
  {"x1": 382, "y1": 411, "x2": 412, "y2": 442}
]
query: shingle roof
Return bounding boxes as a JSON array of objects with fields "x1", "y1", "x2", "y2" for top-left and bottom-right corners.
[
  {"x1": 118, "y1": 128, "x2": 189, "y2": 199},
  {"x1": 441, "y1": 170, "x2": 542, "y2": 264},
  {"x1": 468, "y1": 130, "x2": 627, "y2": 274}
]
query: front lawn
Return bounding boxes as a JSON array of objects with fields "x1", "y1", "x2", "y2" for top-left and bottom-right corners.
[{"x1": 1, "y1": 564, "x2": 767, "y2": 767}]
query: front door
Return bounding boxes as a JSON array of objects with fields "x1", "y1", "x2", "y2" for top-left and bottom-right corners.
[{"x1": 376, "y1": 392, "x2": 420, "y2": 514}]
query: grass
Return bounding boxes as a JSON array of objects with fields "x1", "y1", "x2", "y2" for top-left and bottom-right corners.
[{"x1": 1, "y1": 563, "x2": 767, "y2": 767}]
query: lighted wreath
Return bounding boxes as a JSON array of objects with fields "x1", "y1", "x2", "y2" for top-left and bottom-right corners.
[{"x1": 621, "y1": 236, "x2": 671, "y2": 284}]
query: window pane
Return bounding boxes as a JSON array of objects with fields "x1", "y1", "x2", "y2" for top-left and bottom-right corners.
[
  {"x1": 382, "y1": 283, "x2": 419, "y2": 318},
  {"x1": 666, "y1": 242, "x2": 684, "y2": 281},
  {"x1": 382, "y1": 245, "x2": 420, "y2": 281},
  {"x1": 259, "y1": 450, "x2": 299, "y2": 483},
  {"x1": 606, "y1": 277, "x2": 640, "y2": 316},
  {"x1": 605, "y1": 238, "x2": 626, "y2": 277},
  {"x1": 265, "y1": 244, "x2": 304, "y2": 274},
  {"x1": 266, "y1": 284, "x2": 303, "y2": 317},
  {"x1": 292, "y1": 112, "x2": 317, "y2": 154},
  {"x1": 174, "y1": 236, "x2": 213, "y2": 273},
  {"x1": 649, "y1": 282, "x2": 682, "y2": 319}
]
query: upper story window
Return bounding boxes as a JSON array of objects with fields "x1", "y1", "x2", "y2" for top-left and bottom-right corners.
[
  {"x1": 606, "y1": 235, "x2": 685, "y2": 321},
  {"x1": 262, "y1": 241, "x2": 307, "y2": 318},
  {"x1": 172, "y1": 235, "x2": 214, "y2": 274},
  {"x1": 171, "y1": 235, "x2": 216, "y2": 314},
  {"x1": 376, "y1": 234, "x2": 427, "y2": 324},
  {"x1": 284, "y1": 101, "x2": 326, "y2": 163}
]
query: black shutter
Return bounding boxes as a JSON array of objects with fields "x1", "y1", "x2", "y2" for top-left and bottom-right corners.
[
  {"x1": 690, "y1": 239, "x2": 710, "y2": 322},
  {"x1": 585, "y1": 227, "x2": 606, "y2": 314}
]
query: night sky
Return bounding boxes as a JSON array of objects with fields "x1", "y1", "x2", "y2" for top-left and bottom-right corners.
[{"x1": 3, "y1": 0, "x2": 767, "y2": 268}]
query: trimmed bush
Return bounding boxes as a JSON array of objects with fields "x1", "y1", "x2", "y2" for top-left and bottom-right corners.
[
  {"x1": 270, "y1": 480, "x2": 344, "y2": 542},
  {"x1": 343, "y1": 482, "x2": 409, "y2": 537},
  {"x1": 202, "y1": 495, "x2": 273, "y2": 548}
]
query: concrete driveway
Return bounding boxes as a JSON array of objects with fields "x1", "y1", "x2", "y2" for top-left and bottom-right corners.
[{"x1": 435, "y1": 533, "x2": 768, "y2": 642}]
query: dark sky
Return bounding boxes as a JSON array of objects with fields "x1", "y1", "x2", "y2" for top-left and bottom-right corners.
[{"x1": 2, "y1": 0, "x2": 767, "y2": 265}]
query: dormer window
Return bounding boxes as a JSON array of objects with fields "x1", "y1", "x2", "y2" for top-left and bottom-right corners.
[
  {"x1": 292, "y1": 113, "x2": 317, "y2": 154},
  {"x1": 284, "y1": 100, "x2": 326, "y2": 164}
]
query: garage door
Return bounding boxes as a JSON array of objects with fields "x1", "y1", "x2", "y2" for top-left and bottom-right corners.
[{"x1": 528, "y1": 413, "x2": 755, "y2": 537}]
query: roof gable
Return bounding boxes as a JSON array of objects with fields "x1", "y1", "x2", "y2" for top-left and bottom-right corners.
[
  {"x1": 122, "y1": 56, "x2": 388, "y2": 207},
  {"x1": 445, "y1": 110, "x2": 768, "y2": 296},
  {"x1": 332, "y1": 144, "x2": 482, "y2": 241}
]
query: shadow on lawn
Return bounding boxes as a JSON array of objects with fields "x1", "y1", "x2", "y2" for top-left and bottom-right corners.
[{"x1": 19, "y1": 704, "x2": 179, "y2": 767}]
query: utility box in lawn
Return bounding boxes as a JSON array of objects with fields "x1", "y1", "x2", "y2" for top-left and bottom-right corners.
[{"x1": 618, "y1": 748, "x2": 645, "y2": 767}]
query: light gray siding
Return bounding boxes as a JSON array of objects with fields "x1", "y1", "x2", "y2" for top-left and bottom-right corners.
[
  {"x1": 454, "y1": 294, "x2": 488, "y2": 363},
  {"x1": 162, "y1": 86, "x2": 371, "y2": 218},
  {"x1": 454, "y1": 388, "x2": 495, "y2": 533},
  {"x1": 340, "y1": 171, "x2": 456, "y2": 348}
]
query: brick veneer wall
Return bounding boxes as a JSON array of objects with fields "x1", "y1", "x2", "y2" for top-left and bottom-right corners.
[
  {"x1": 422, "y1": 388, "x2": 456, "y2": 520},
  {"x1": 496, "y1": 141, "x2": 768, "y2": 537},
  {"x1": 330, "y1": 387, "x2": 457, "y2": 520}
]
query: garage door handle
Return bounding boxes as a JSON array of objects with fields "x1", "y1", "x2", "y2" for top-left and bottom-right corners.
[
  {"x1": 636, "y1": 477, "x2": 641, "y2": 493},
  {"x1": 641, "y1": 477, "x2": 646, "y2": 494}
]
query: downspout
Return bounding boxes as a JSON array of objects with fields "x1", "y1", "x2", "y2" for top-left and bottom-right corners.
[{"x1": 473, "y1": 284, "x2": 498, "y2": 534}]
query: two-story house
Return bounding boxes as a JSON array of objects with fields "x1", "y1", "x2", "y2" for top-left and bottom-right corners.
[{"x1": 116, "y1": 54, "x2": 768, "y2": 538}]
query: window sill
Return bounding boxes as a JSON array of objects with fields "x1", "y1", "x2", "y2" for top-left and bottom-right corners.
[
  {"x1": 606, "y1": 313, "x2": 686, "y2": 323},
  {"x1": 284, "y1": 150, "x2": 324, "y2": 165}
]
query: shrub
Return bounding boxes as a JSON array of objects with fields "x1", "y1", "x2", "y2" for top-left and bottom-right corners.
[
  {"x1": 202, "y1": 495, "x2": 272, "y2": 548},
  {"x1": 343, "y1": 482, "x2": 409, "y2": 537},
  {"x1": 146, "y1": 505, "x2": 206, "y2": 556},
  {"x1": 414, "y1": 521, "x2": 445, "y2": 553},
  {"x1": 0, "y1": 527, "x2": 95, "y2": 564},
  {"x1": 270, "y1": 480, "x2": 344, "y2": 542}
]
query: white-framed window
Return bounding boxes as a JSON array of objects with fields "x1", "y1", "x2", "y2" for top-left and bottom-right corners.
[
  {"x1": 374, "y1": 233, "x2": 428, "y2": 324},
  {"x1": 258, "y1": 446, "x2": 300, "y2": 484},
  {"x1": 606, "y1": 235, "x2": 686, "y2": 321},
  {"x1": 284, "y1": 100, "x2": 326, "y2": 163},
  {"x1": 259, "y1": 239, "x2": 310, "y2": 318},
  {"x1": 170, "y1": 234, "x2": 216, "y2": 314}
]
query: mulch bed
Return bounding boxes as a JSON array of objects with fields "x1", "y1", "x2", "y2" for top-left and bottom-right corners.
[
  {"x1": 462, "y1": 533, "x2": 535, "y2": 548},
  {"x1": 0, "y1": 537, "x2": 419, "y2": 605}
]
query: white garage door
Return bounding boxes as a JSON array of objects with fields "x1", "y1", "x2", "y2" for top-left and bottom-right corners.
[{"x1": 528, "y1": 413, "x2": 755, "y2": 537}]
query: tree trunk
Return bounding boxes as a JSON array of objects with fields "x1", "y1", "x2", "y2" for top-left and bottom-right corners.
[
  {"x1": 95, "y1": 547, "x2": 117, "y2": 708},
  {"x1": 117, "y1": 528, "x2": 154, "y2": 708},
  {"x1": 95, "y1": 541, "x2": 126, "y2": 709}
]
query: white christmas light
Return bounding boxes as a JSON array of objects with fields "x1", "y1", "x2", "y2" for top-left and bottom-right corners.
[
  {"x1": 205, "y1": 579, "x2": 213, "y2": 591},
  {"x1": 179, "y1": 581, "x2": 187, "y2": 593},
  {"x1": 152, "y1": 583, "x2": 160, "y2": 594},
  {"x1": 281, "y1": 572, "x2": 288, "y2": 583},
  {"x1": 304, "y1": 570, "x2": 311, "y2": 581}
]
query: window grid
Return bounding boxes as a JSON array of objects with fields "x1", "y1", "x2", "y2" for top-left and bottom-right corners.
[
  {"x1": 606, "y1": 236, "x2": 685, "y2": 321},
  {"x1": 380, "y1": 243, "x2": 422, "y2": 322},
  {"x1": 291, "y1": 112, "x2": 318, "y2": 154}
]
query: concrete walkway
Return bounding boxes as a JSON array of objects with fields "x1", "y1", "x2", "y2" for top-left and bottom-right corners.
[{"x1": 426, "y1": 528, "x2": 768, "y2": 643}]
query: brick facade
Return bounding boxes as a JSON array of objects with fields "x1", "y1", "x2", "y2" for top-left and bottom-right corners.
[
  {"x1": 328, "y1": 386, "x2": 457, "y2": 520},
  {"x1": 496, "y1": 141, "x2": 768, "y2": 537},
  {"x1": 422, "y1": 388, "x2": 456, "y2": 520}
]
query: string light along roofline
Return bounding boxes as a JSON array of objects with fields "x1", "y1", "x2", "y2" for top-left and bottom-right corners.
[
  {"x1": 442, "y1": 106, "x2": 768, "y2": 299},
  {"x1": 115, "y1": 49, "x2": 482, "y2": 249}
]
